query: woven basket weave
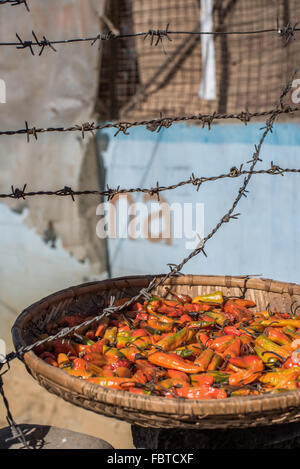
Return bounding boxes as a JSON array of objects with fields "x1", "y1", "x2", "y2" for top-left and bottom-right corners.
[{"x1": 12, "y1": 274, "x2": 300, "y2": 429}]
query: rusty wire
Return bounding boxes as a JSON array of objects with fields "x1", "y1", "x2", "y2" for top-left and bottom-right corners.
[
  {"x1": 1, "y1": 163, "x2": 300, "y2": 202},
  {"x1": 0, "y1": 106, "x2": 300, "y2": 142},
  {"x1": 0, "y1": 22, "x2": 299, "y2": 55}
]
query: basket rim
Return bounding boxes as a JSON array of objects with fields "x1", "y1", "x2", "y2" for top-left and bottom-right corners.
[{"x1": 12, "y1": 274, "x2": 300, "y2": 419}]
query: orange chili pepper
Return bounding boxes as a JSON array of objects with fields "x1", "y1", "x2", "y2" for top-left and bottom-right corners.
[
  {"x1": 147, "y1": 319, "x2": 174, "y2": 332},
  {"x1": 167, "y1": 369, "x2": 189, "y2": 382},
  {"x1": 197, "y1": 333, "x2": 212, "y2": 347},
  {"x1": 228, "y1": 355, "x2": 264, "y2": 372},
  {"x1": 148, "y1": 352, "x2": 204, "y2": 374},
  {"x1": 136, "y1": 360, "x2": 166, "y2": 381},
  {"x1": 207, "y1": 353, "x2": 223, "y2": 371},
  {"x1": 119, "y1": 346, "x2": 144, "y2": 363},
  {"x1": 209, "y1": 335, "x2": 235, "y2": 353},
  {"x1": 265, "y1": 327, "x2": 291, "y2": 346},
  {"x1": 156, "y1": 378, "x2": 189, "y2": 390},
  {"x1": 115, "y1": 367, "x2": 132, "y2": 378},
  {"x1": 222, "y1": 338, "x2": 241, "y2": 358},
  {"x1": 82, "y1": 352, "x2": 108, "y2": 366},
  {"x1": 57, "y1": 353, "x2": 71, "y2": 368},
  {"x1": 66, "y1": 369, "x2": 92, "y2": 379},
  {"x1": 95, "y1": 317, "x2": 109, "y2": 337},
  {"x1": 87, "y1": 377, "x2": 135, "y2": 389},
  {"x1": 231, "y1": 299, "x2": 256, "y2": 308},
  {"x1": 194, "y1": 348, "x2": 214, "y2": 370},
  {"x1": 229, "y1": 370, "x2": 259, "y2": 386}
]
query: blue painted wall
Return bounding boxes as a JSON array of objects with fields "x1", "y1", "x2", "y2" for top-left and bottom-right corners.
[{"x1": 99, "y1": 122, "x2": 300, "y2": 283}]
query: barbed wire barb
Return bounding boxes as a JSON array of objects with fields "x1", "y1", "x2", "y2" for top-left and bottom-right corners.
[{"x1": 0, "y1": 0, "x2": 29, "y2": 11}]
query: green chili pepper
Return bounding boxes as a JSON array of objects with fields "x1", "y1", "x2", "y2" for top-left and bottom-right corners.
[{"x1": 156, "y1": 327, "x2": 189, "y2": 352}]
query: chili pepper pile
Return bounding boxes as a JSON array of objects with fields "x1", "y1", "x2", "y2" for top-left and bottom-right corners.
[{"x1": 34, "y1": 290, "x2": 300, "y2": 400}]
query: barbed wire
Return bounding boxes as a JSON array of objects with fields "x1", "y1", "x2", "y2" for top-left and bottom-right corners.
[
  {"x1": 1, "y1": 106, "x2": 300, "y2": 142},
  {"x1": 0, "y1": 0, "x2": 29, "y2": 11},
  {"x1": 0, "y1": 70, "x2": 287, "y2": 363},
  {"x1": 0, "y1": 65, "x2": 297, "y2": 448},
  {"x1": 0, "y1": 22, "x2": 298, "y2": 55},
  {"x1": 1, "y1": 164, "x2": 299, "y2": 202},
  {"x1": 0, "y1": 365, "x2": 29, "y2": 448},
  {"x1": 0, "y1": 64, "x2": 296, "y2": 363}
]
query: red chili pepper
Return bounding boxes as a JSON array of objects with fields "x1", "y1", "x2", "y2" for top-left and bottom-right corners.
[
  {"x1": 82, "y1": 352, "x2": 107, "y2": 367},
  {"x1": 223, "y1": 301, "x2": 252, "y2": 322},
  {"x1": 165, "y1": 289, "x2": 192, "y2": 304},
  {"x1": 183, "y1": 303, "x2": 214, "y2": 313},
  {"x1": 105, "y1": 359, "x2": 131, "y2": 370},
  {"x1": 85, "y1": 331, "x2": 96, "y2": 341},
  {"x1": 190, "y1": 374, "x2": 214, "y2": 387},
  {"x1": 136, "y1": 312, "x2": 149, "y2": 321},
  {"x1": 209, "y1": 335, "x2": 235, "y2": 353},
  {"x1": 39, "y1": 351, "x2": 57, "y2": 361},
  {"x1": 132, "y1": 328, "x2": 147, "y2": 337},
  {"x1": 223, "y1": 326, "x2": 243, "y2": 337},
  {"x1": 52, "y1": 339, "x2": 76, "y2": 357},
  {"x1": 178, "y1": 314, "x2": 193, "y2": 323},
  {"x1": 58, "y1": 314, "x2": 85, "y2": 328},
  {"x1": 175, "y1": 386, "x2": 227, "y2": 399},
  {"x1": 157, "y1": 305, "x2": 184, "y2": 316},
  {"x1": 131, "y1": 302, "x2": 144, "y2": 312}
]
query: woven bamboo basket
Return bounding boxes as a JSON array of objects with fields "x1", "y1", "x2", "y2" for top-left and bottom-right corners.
[{"x1": 12, "y1": 274, "x2": 300, "y2": 429}]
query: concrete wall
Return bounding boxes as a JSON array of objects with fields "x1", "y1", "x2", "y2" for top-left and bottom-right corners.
[
  {"x1": 101, "y1": 121, "x2": 300, "y2": 284},
  {"x1": 0, "y1": 0, "x2": 133, "y2": 449}
]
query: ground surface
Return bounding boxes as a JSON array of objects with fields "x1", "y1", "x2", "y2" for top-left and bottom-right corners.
[{"x1": 0, "y1": 359, "x2": 134, "y2": 449}]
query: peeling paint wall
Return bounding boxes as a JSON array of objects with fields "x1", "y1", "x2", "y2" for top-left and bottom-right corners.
[
  {"x1": 0, "y1": 0, "x2": 108, "y2": 276},
  {"x1": 0, "y1": 0, "x2": 131, "y2": 449}
]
